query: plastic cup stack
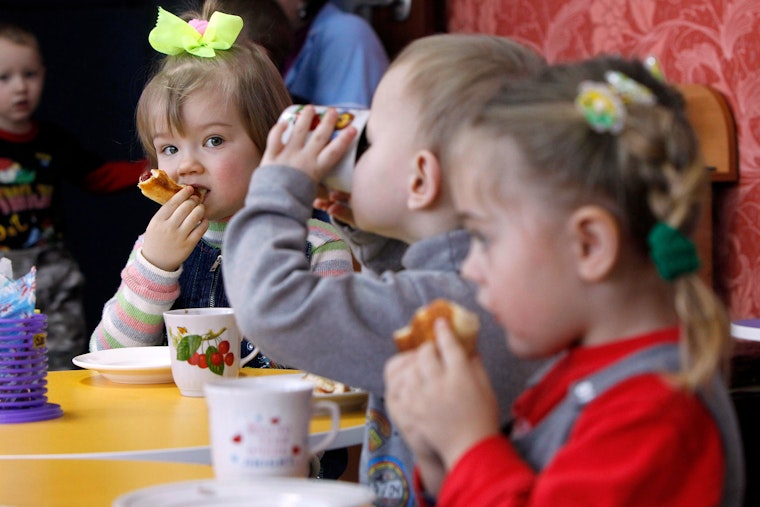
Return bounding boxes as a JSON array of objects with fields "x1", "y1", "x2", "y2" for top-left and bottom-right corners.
[{"x1": 0, "y1": 313, "x2": 62, "y2": 423}]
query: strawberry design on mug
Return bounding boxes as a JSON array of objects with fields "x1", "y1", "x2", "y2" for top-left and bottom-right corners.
[
  {"x1": 168, "y1": 325, "x2": 233, "y2": 376},
  {"x1": 164, "y1": 308, "x2": 258, "y2": 398}
]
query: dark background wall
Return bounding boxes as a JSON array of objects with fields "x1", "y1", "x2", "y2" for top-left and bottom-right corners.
[
  {"x1": 2, "y1": 0, "x2": 437, "y2": 347},
  {"x1": 3, "y1": 0, "x2": 192, "y2": 343}
]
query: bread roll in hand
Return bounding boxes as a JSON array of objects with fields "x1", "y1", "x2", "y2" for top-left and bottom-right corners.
[
  {"x1": 393, "y1": 299, "x2": 480, "y2": 356},
  {"x1": 137, "y1": 169, "x2": 204, "y2": 205}
]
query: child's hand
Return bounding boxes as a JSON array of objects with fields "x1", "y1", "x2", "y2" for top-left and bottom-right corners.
[
  {"x1": 385, "y1": 318, "x2": 500, "y2": 471},
  {"x1": 314, "y1": 187, "x2": 355, "y2": 226},
  {"x1": 141, "y1": 186, "x2": 208, "y2": 271},
  {"x1": 263, "y1": 106, "x2": 357, "y2": 183}
]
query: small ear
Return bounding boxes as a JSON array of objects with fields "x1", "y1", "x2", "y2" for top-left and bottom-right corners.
[
  {"x1": 568, "y1": 205, "x2": 620, "y2": 282},
  {"x1": 407, "y1": 150, "x2": 441, "y2": 210}
]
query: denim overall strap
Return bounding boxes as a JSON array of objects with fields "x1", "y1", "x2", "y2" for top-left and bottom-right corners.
[
  {"x1": 174, "y1": 239, "x2": 314, "y2": 369},
  {"x1": 174, "y1": 239, "x2": 226, "y2": 310},
  {"x1": 175, "y1": 238, "x2": 313, "y2": 310}
]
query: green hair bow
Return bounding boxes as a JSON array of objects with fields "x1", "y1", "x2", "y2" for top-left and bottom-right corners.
[{"x1": 148, "y1": 6, "x2": 243, "y2": 58}]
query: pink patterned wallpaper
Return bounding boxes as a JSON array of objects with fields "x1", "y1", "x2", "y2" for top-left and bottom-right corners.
[{"x1": 448, "y1": 0, "x2": 760, "y2": 319}]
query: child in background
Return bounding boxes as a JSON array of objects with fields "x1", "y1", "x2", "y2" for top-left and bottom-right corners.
[
  {"x1": 212, "y1": 0, "x2": 294, "y2": 72},
  {"x1": 89, "y1": 3, "x2": 353, "y2": 363},
  {"x1": 384, "y1": 56, "x2": 744, "y2": 506},
  {"x1": 0, "y1": 22, "x2": 148, "y2": 369},
  {"x1": 223, "y1": 34, "x2": 545, "y2": 505},
  {"x1": 274, "y1": 0, "x2": 389, "y2": 107}
]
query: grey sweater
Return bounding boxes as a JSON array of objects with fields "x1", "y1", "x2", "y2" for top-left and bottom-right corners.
[{"x1": 224, "y1": 165, "x2": 541, "y2": 505}]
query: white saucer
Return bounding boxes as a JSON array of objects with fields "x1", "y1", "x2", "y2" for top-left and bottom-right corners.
[
  {"x1": 282, "y1": 373, "x2": 369, "y2": 411},
  {"x1": 72, "y1": 346, "x2": 173, "y2": 384},
  {"x1": 319, "y1": 389, "x2": 369, "y2": 411},
  {"x1": 114, "y1": 477, "x2": 375, "y2": 506},
  {"x1": 731, "y1": 319, "x2": 760, "y2": 342}
]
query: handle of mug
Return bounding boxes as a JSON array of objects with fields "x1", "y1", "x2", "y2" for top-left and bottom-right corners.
[
  {"x1": 309, "y1": 400, "x2": 340, "y2": 455},
  {"x1": 240, "y1": 345, "x2": 260, "y2": 367}
]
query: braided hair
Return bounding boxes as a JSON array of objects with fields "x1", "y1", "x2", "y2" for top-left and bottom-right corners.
[{"x1": 461, "y1": 55, "x2": 729, "y2": 390}]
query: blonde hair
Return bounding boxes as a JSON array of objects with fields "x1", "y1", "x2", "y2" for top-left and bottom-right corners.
[
  {"x1": 389, "y1": 34, "x2": 545, "y2": 160},
  {"x1": 0, "y1": 22, "x2": 41, "y2": 56},
  {"x1": 464, "y1": 56, "x2": 729, "y2": 390},
  {"x1": 136, "y1": 1, "x2": 291, "y2": 166}
]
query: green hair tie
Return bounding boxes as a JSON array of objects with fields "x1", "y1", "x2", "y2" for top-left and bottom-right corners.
[{"x1": 647, "y1": 222, "x2": 700, "y2": 281}]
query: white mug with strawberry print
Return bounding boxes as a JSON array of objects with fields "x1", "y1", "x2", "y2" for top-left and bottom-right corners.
[
  {"x1": 164, "y1": 308, "x2": 258, "y2": 397},
  {"x1": 204, "y1": 375, "x2": 340, "y2": 478}
]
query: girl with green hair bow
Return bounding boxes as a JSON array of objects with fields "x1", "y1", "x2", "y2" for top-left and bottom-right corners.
[{"x1": 90, "y1": 1, "x2": 354, "y2": 416}]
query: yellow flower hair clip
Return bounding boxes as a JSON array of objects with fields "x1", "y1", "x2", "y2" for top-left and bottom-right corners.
[
  {"x1": 575, "y1": 81, "x2": 626, "y2": 134},
  {"x1": 148, "y1": 6, "x2": 244, "y2": 58},
  {"x1": 575, "y1": 71, "x2": 656, "y2": 134}
]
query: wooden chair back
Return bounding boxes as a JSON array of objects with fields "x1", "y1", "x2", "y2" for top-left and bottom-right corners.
[{"x1": 675, "y1": 83, "x2": 738, "y2": 287}]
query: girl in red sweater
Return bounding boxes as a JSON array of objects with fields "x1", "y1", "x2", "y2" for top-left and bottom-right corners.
[{"x1": 384, "y1": 56, "x2": 744, "y2": 506}]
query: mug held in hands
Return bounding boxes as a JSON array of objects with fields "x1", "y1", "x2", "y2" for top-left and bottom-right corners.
[
  {"x1": 164, "y1": 308, "x2": 257, "y2": 397},
  {"x1": 278, "y1": 105, "x2": 370, "y2": 193}
]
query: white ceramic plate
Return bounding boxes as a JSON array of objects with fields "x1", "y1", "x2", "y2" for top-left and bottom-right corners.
[
  {"x1": 72, "y1": 346, "x2": 173, "y2": 384},
  {"x1": 319, "y1": 389, "x2": 369, "y2": 411},
  {"x1": 114, "y1": 478, "x2": 375, "y2": 506},
  {"x1": 731, "y1": 319, "x2": 760, "y2": 342},
  {"x1": 282, "y1": 374, "x2": 369, "y2": 411}
]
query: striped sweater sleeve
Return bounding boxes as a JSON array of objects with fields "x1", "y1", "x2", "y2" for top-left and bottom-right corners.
[
  {"x1": 90, "y1": 220, "x2": 350, "y2": 351},
  {"x1": 306, "y1": 218, "x2": 355, "y2": 276},
  {"x1": 89, "y1": 234, "x2": 182, "y2": 351}
]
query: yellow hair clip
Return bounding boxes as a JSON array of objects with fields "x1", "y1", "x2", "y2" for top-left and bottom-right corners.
[
  {"x1": 644, "y1": 55, "x2": 666, "y2": 82},
  {"x1": 148, "y1": 6, "x2": 243, "y2": 58},
  {"x1": 575, "y1": 71, "x2": 657, "y2": 134},
  {"x1": 575, "y1": 81, "x2": 626, "y2": 134},
  {"x1": 605, "y1": 71, "x2": 656, "y2": 106}
]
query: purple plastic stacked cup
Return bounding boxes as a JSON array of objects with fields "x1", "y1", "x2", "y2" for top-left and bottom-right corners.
[{"x1": 0, "y1": 313, "x2": 62, "y2": 423}]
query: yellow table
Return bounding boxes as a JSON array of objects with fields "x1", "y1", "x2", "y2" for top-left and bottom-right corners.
[
  {"x1": 0, "y1": 369, "x2": 366, "y2": 461},
  {"x1": 0, "y1": 459, "x2": 214, "y2": 507}
]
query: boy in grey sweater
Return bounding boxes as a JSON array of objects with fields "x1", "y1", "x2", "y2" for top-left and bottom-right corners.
[{"x1": 224, "y1": 34, "x2": 545, "y2": 506}]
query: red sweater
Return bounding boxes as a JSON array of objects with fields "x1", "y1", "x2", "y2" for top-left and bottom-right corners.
[
  {"x1": 425, "y1": 329, "x2": 724, "y2": 506},
  {"x1": 0, "y1": 122, "x2": 147, "y2": 249}
]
